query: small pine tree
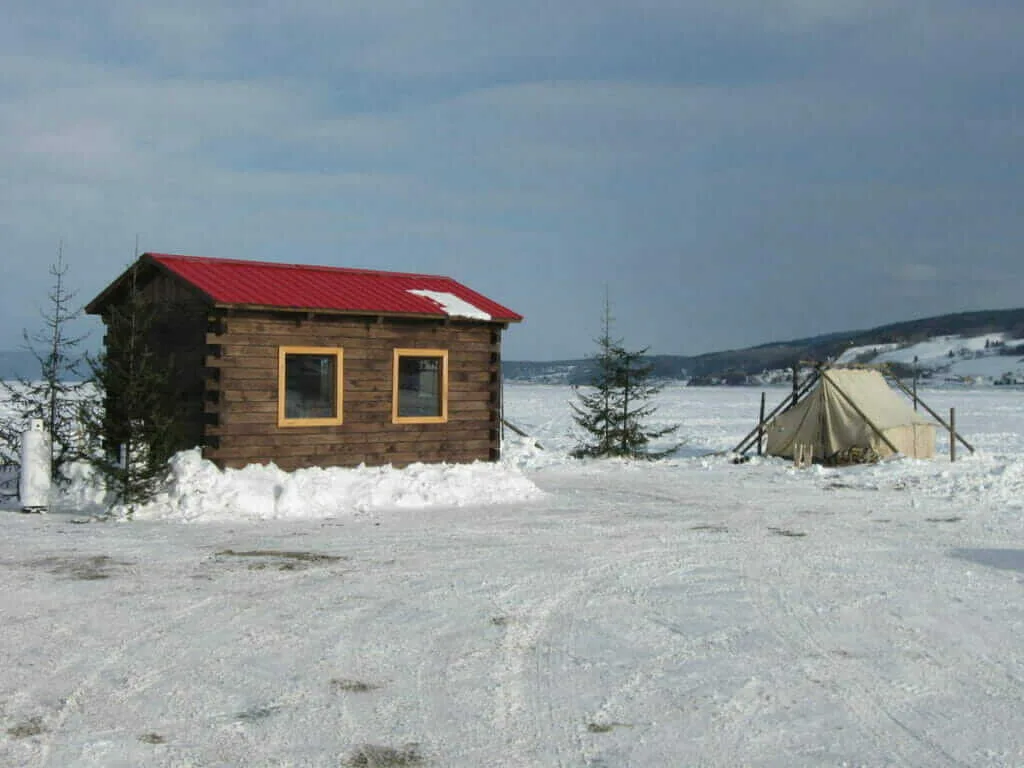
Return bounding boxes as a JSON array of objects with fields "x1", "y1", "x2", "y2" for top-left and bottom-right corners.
[
  {"x1": 612, "y1": 346, "x2": 679, "y2": 459},
  {"x1": 570, "y1": 296, "x2": 624, "y2": 458},
  {"x1": 0, "y1": 243, "x2": 90, "y2": 479},
  {"x1": 571, "y1": 294, "x2": 680, "y2": 459},
  {"x1": 79, "y1": 266, "x2": 183, "y2": 515}
]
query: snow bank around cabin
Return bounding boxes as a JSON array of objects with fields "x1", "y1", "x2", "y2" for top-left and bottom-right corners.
[{"x1": 57, "y1": 448, "x2": 543, "y2": 523}]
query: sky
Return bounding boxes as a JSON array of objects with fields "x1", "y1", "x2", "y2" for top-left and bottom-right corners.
[{"x1": 2, "y1": 1, "x2": 1022, "y2": 362}]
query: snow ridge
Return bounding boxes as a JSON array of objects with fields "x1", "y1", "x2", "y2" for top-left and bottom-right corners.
[{"x1": 57, "y1": 449, "x2": 543, "y2": 522}]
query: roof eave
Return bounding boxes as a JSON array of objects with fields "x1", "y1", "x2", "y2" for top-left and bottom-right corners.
[
  {"x1": 210, "y1": 302, "x2": 521, "y2": 324},
  {"x1": 85, "y1": 253, "x2": 216, "y2": 315},
  {"x1": 85, "y1": 261, "x2": 138, "y2": 315}
]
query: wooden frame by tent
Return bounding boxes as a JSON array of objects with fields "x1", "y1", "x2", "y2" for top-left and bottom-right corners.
[{"x1": 732, "y1": 363, "x2": 974, "y2": 462}]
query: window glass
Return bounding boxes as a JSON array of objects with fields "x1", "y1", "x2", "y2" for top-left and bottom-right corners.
[
  {"x1": 284, "y1": 352, "x2": 338, "y2": 420},
  {"x1": 397, "y1": 355, "x2": 443, "y2": 418}
]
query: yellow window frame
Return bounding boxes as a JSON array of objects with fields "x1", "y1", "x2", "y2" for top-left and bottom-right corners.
[
  {"x1": 277, "y1": 346, "x2": 344, "y2": 427},
  {"x1": 392, "y1": 348, "x2": 449, "y2": 424}
]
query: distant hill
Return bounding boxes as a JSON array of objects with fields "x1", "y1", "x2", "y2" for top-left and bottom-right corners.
[{"x1": 506, "y1": 308, "x2": 1024, "y2": 385}]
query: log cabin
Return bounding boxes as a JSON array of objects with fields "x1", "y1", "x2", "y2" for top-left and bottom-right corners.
[{"x1": 85, "y1": 253, "x2": 522, "y2": 470}]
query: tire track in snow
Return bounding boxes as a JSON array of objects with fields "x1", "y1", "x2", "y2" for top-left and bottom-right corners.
[
  {"x1": 35, "y1": 560, "x2": 347, "y2": 767},
  {"x1": 740, "y1": 532, "x2": 972, "y2": 768},
  {"x1": 491, "y1": 544, "x2": 711, "y2": 767},
  {"x1": 775, "y1": 595, "x2": 964, "y2": 767},
  {"x1": 630, "y1": 532, "x2": 772, "y2": 766},
  {"x1": 601, "y1": 563, "x2": 760, "y2": 768},
  {"x1": 36, "y1": 590, "x2": 226, "y2": 768},
  {"x1": 696, "y1": 676, "x2": 772, "y2": 768},
  {"x1": 491, "y1": 572, "x2": 595, "y2": 766},
  {"x1": 535, "y1": 473, "x2": 789, "y2": 766},
  {"x1": 491, "y1": 554, "x2": 653, "y2": 766}
]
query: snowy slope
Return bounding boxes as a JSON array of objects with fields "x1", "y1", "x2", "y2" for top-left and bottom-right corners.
[
  {"x1": 836, "y1": 333, "x2": 1024, "y2": 384},
  {"x1": 1, "y1": 384, "x2": 1023, "y2": 766}
]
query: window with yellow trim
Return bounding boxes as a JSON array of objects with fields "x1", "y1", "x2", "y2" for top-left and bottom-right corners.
[
  {"x1": 392, "y1": 349, "x2": 448, "y2": 423},
  {"x1": 278, "y1": 346, "x2": 343, "y2": 427}
]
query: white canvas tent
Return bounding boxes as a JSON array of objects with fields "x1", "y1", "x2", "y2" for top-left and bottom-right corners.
[{"x1": 764, "y1": 368, "x2": 936, "y2": 461}]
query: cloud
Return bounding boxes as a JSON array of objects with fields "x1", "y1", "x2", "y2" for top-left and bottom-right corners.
[
  {"x1": 890, "y1": 263, "x2": 940, "y2": 283},
  {"x1": 1, "y1": 0, "x2": 1022, "y2": 359}
]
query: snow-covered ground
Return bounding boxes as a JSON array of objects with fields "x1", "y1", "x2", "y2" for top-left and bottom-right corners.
[{"x1": 2, "y1": 383, "x2": 1024, "y2": 767}]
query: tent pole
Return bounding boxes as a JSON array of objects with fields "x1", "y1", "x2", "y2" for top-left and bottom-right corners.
[
  {"x1": 819, "y1": 369, "x2": 900, "y2": 456},
  {"x1": 912, "y1": 356, "x2": 919, "y2": 411},
  {"x1": 888, "y1": 376, "x2": 975, "y2": 454},
  {"x1": 757, "y1": 391, "x2": 766, "y2": 456},
  {"x1": 950, "y1": 408, "x2": 956, "y2": 463},
  {"x1": 731, "y1": 370, "x2": 820, "y2": 455}
]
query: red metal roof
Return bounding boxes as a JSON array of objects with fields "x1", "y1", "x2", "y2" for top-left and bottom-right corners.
[{"x1": 145, "y1": 253, "x2": 522, "y2": 322}]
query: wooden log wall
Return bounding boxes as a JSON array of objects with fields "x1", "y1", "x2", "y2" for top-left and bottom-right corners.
[
  {"x1": 143, "y1": 274, "x2": 209, "y2": 452},
  {"x1": 103, "y1": 271, "x2": 209, "y2": 454},
  {"x1": 203, "y1": 311, "x2": 504, "y2": 470},
  {"x1": 158, "y1": 304, "x2": 208, "y2": 452}
]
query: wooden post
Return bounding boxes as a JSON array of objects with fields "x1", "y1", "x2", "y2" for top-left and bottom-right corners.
[
  {"x1": 757, "y1": 391, "x2": 766, "y2": 456},
  {"x1": 731, "y1": 369, "x2": 820, "y2": 456},
  {"x1": 949, "y1": 408, "x2": 956, "y2": 462},
  {"x1": 888, "y1": 377, "x2": 975, "y2": 454},
  {"x1": 791, "y1": 365, "x2": 799, "y2": 407},
  {"x1": 912, "y1": 356, "x2": 919, "y2": 411},
  {"x1": 794, "y1": 444, "x2": 813, "y2": 468},
  {"x1": 502, "y1": 418, "x2": 543, "y2": 450}
]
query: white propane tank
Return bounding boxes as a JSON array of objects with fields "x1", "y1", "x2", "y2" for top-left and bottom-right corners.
[{"x1": 19, "y1": 419, "x2": 51, "y2": 512}]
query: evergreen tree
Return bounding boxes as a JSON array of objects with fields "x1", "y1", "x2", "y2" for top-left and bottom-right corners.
[
  {"x1": 570, "y1": 296, "x2": 624, "y2": 458},
  {"x1": 571, "y1": 295, "x2": 680, "y2": 459},
  {"x1": 79, "y1": 266, "x2": 183, "y2": 515},
  {"x1": 612, "y1": 346, "x2": 679, "y2": 459},
  {"x1": 0, "y1": 243, "x2": 89, "y2": 479}
]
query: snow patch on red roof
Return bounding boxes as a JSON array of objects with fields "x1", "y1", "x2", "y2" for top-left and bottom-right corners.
[{"x1": 406, "y1": 289, "x2": 492, "y2": 321}]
